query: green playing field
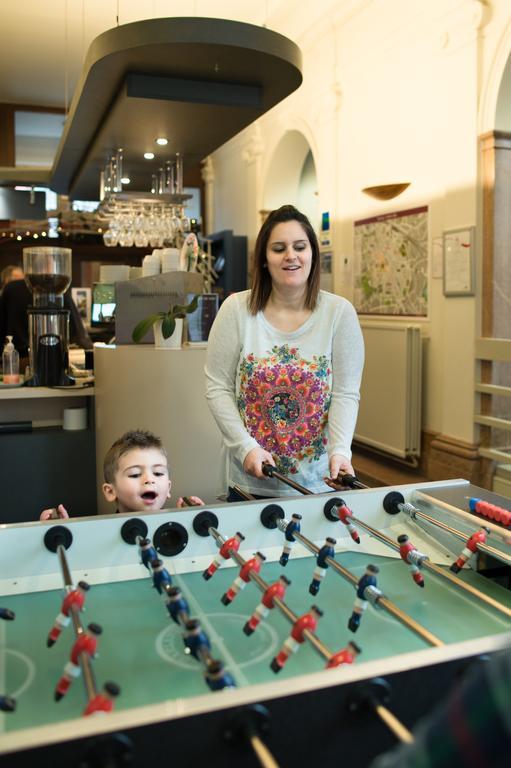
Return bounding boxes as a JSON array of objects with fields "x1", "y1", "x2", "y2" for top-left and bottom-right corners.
[{"x1": 1, "y1": 551, "x2": 510, "y2": 733}]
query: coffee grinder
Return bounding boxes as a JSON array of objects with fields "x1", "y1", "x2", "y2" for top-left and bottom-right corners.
[{"x1": 23, "y1": 247, "x2": 74, "y2": 386}]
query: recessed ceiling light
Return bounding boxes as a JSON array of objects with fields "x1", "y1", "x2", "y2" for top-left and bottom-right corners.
[
  {"x1": 121, "y1": 177, "x2": 130, "y2": 184},
  {"x1": 155, "y1": 137, "x2": 168, "y2": 146},
  {"x1": 144, "y1": 152, "x2": 155, "y2": 160}
]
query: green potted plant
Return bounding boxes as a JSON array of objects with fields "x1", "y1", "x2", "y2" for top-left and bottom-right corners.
[{"x1": 132, "y1": 294, "x2": 199, "y2": 348}]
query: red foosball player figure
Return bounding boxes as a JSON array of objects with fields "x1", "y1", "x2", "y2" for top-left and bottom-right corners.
[
  {"x1": 83, "y1": 681, "x2": 121, "y2": 716},
  {"x1": 270, "y1": 605, "x2": 323, "y2": 673},
  {"x1": 47, "y1": 581, "x2": 90, "y2": 647},
  {"x1": 333, "y1": 500, "x2": 361, "y2": 544},
  {"x1": 450, "y1": 527, "x2": 490, "y2": 574},
  {"x1": 221, "y1": 552, "x2": 266, "y2": 605},
  {"x1": 397, "y1": 534, "x2": 428, "y2": 587},
  {"x1": 278, "y1": 514, "x2": 302, "y2": 566},
  {"x1": 243, "y1": 575, "x2": 291, "y2": 636},
  {"x1": 202, "y1": 532, "x2": 245, "y2": 581},
  {"x1": 326, "y1": 640, "x2": 361, "y2": 669},
  {"x1": 309, "y1": 537, "x2": 336, "y2": 596},
  {"x1": 55, "y1": 623, "x2": 102, "y2": 701}
]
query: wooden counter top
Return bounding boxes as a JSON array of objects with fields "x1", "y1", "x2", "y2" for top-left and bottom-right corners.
[{"x1": 0, "y1": 385, "x2": 94, "y2": 400}]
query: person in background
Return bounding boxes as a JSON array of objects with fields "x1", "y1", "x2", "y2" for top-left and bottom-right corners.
[
  {"x1": 39, "y1": 429, "x2": 203, "y2": 519},
  {"x1": 205, "y1": 204, "x2": 364, "y2": 501},
  {"x1": 0, "y1": 278, "x2": 92, "y2": 361},
  {"x1": 0, "y1": 265, "x2": 24, "y2": 292}
]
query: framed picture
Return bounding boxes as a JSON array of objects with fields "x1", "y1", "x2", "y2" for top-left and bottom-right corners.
[
  {"x1": 71, "y1": 287, "x2": 92, "y2": 325},
  {"x1": 443, "y1": 227, "x2": 475, "y2": 296}
]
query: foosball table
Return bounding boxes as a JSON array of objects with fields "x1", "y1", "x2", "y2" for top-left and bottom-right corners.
[{"x1": 1, "y1": 478, "x2": 510, "y2": 767}]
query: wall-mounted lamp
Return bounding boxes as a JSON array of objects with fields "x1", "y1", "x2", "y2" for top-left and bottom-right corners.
[{"x1": 362, "y1": 183, "x2": 410, "y2": 200}]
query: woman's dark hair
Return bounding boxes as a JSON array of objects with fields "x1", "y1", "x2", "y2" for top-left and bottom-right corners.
[{"x1": 248, "y1": 205, "x2": 321, "y2": 314}]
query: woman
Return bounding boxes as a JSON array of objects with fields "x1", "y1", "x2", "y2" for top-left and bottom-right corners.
[{"x1": 205, "y1": 204, "x2": 364, "y2": 500}]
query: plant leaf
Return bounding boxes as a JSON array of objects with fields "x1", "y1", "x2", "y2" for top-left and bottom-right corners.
[
  {"x1": 132, "y1": 314, "x2": 164, "y2": 343},
  {"x1": 171, "y1": 294, "x2": 200, "y2": 317},
  {"x1": 185, "y1": 294, "x2": 199, "y2": 314},
  {"x1": 161, "y1": 314, "x2": 176, "y2": 339}
]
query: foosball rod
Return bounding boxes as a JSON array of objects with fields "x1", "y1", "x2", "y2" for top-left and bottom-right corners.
[
  {"x1": 261, "y1": 466, "x2": 511, "y2": 619},
  {"x1": 56, "y1": 545, "x2": 98, "y2": 701},
  {"x1": 413, "y1": 491, "x2": 511, "y2": 543},
  {"x1": 340, "y1": 511, "x2": 511, "y2": 620},
  {"x1": 391, "y1": 497, "x2": 511, "y2": 567},
  {"x1": 281, "y1": 522, "x2": 444, "y2": 648},
  {"x1": 231, "y1": 486, "x2": 442, "y2": 646},
  {"x1": 208, "y1": 527, "x2": 334, "y2": 663}
]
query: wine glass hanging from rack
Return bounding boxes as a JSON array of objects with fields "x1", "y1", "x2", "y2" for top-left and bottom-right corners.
[{"x1": 98, "y1": 150, "x2": 192, "y2": 248}]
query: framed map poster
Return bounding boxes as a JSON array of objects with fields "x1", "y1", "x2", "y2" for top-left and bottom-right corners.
[{"x1": 354, "y1": 206, "x2": 428, "y2": 316}]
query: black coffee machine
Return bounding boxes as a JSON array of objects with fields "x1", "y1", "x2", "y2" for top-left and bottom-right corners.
[{"x1": 23, "y1": 247, "x2": 74, "y2": 387}]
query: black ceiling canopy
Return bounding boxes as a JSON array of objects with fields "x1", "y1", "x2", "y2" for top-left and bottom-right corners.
[{"x1": 50, "y1": 17, "x2": 303, "y2": 200}]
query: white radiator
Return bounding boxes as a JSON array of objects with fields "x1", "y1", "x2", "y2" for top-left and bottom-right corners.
[{"x1": 354, "y1": 322, "x2": 422, "y2": 458}]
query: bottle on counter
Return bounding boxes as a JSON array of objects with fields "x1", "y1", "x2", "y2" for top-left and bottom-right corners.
[{"x1": 2, "y1": 336, "x2": 20, "y2": 384}]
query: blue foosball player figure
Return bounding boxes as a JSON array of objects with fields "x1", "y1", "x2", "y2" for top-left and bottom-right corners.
[
  {"x1": 183, "y1": 618, "x2": 211, "y2": 662},
  {"x1": 0, "y1": 608, "x2": 15, "y2": 621},
  {"x1": 349, "y1": 564, "x2": 380, "y2": 632},
  {"x1": 139, "y1": 538, "x2": 158, "y2": 571},
  {"x1": 165, "y1": 586, "x2": 190, "y2": 625},
  {"x1": 205, "y1": 660, "x2": 236, "y2": 691},
  {"x1": 0, "y1": 695, "x2": 16, "y2": 712},
  {"x1": 150, "y1": 558, "x2": 172, "y2": 594},
  {"x1": 309, "y1": 537, "x2": 337, "y2": 595},
  {"x1": 278, "y1": 513, "x2": 302, "y2": 566}
]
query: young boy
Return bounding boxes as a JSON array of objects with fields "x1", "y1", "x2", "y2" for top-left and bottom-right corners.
[{"x1": 40, "y1": 430, "x2": 203, "y2": 519}]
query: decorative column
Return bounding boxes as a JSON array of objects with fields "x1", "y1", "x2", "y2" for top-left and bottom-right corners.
[{"x1": 201, "y1": 156, "x2": 215, "y2": 236}]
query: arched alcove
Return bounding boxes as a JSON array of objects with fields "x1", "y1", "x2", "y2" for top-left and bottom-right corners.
[{"x1": 261, "y1": 130, "x2": 318, "y2": 228}]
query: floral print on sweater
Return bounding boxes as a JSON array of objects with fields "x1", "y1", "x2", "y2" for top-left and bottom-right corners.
[{"x1": 238, "y1": 344, "x2": 331, "y2": 475}]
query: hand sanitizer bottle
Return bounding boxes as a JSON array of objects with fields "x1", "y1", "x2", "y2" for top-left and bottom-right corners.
[{"x1": 2, "y1": 336, "x2": 20, "y2": 384}]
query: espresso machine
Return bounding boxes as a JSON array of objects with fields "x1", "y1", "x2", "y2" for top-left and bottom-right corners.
[{"x1": 23, "y1": 247, "x2": 74, "y2": 386}]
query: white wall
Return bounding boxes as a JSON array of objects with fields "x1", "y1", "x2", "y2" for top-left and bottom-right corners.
[{"x1": 209, "y1": 0, "x2": 511, "y2": 448}]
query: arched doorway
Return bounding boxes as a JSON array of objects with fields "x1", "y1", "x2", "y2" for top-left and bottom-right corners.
[{"x1": 261, "y1": 130, "x2": 318, "y2": 230}]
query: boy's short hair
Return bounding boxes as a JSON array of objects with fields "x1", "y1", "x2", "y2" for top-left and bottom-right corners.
[{"x1": 103, "y1": 430, "x2": 167, "y2": 483}]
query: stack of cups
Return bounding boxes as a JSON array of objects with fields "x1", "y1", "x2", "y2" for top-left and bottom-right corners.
[
  {"x1": 161, "y1": 248, "x2": 180, "y2": 273},
  {"x1": 142, "y1": 253, "x2": 161, "y2": 277}
]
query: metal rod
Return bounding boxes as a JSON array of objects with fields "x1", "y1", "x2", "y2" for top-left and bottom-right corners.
[
  {"x1": 231, "y1": 484, "x2": 255, "y2": 501},
  {"x1": 348, "y1": 515, "x2": 511, "y2": 620},
  {"x1": 250, "y1": 735, "x2": 281, "y2": 768},
  {"x1": 375, "y1": 704, "x2": 415, "y2": 744},
  {"x1": 56, "y1": 545, "x2": 97, "y2": 701},
  {"x1": 208, "y1": 529, "x2": 333, "y2": 661},
  {"x1": 262, "y1": 464, "x2": 314, "y2": 495},
  {"x1": 257, "y1": 473, "x2": 443, "y2": 645},
  {"x1": 400, "y1": 502, "x2": 511, "y2": 567},
  {"x1": 290, "y1": 529, "x2": 444, "y2": 647},
  {"x1": 414, "y1": 491, "x2": 511, "y2": 543}
]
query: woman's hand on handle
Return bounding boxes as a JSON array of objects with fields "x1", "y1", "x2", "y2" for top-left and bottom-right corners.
[
  {"x1": 323, "y1": 454, "x2": 354, "y2": 491},
  {"x1": 243, "y1": 447, "x2": 276, "y2": 478}
]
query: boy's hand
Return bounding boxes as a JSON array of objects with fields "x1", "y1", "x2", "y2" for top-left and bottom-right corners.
[
  {"x1": 40, "y1": 504, "x2": 69, "y2": 521},
  {"x1": 176, "y1": 496, "x2": 205, "y2": 508}
]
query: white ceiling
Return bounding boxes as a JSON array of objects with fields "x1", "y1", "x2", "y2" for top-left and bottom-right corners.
[
  {"x1": 0, "y1": 0, "x2": 355, "y2": 108},
  {"x1": 0, "y1": 0, "x2": 287, "y2": 108}
]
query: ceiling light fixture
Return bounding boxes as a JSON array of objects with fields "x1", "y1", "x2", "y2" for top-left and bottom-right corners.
[
  {"x1": 121, "y1": 177, "x2": 130, "y2": 184},
  {"x1": 144, "y1": 152, "x2": 155, "y2": 160},
  {"x1": 156, "y1": 137, "x2": 168, "y2": 146}
]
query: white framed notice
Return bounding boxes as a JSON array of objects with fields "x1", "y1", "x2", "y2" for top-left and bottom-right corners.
[
  {"x1": 71, "y1": 287, "x2": 92, "y2": 325},
  {"x1": 443, "y1": 227, "x2": 475, "y2": 296}
]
